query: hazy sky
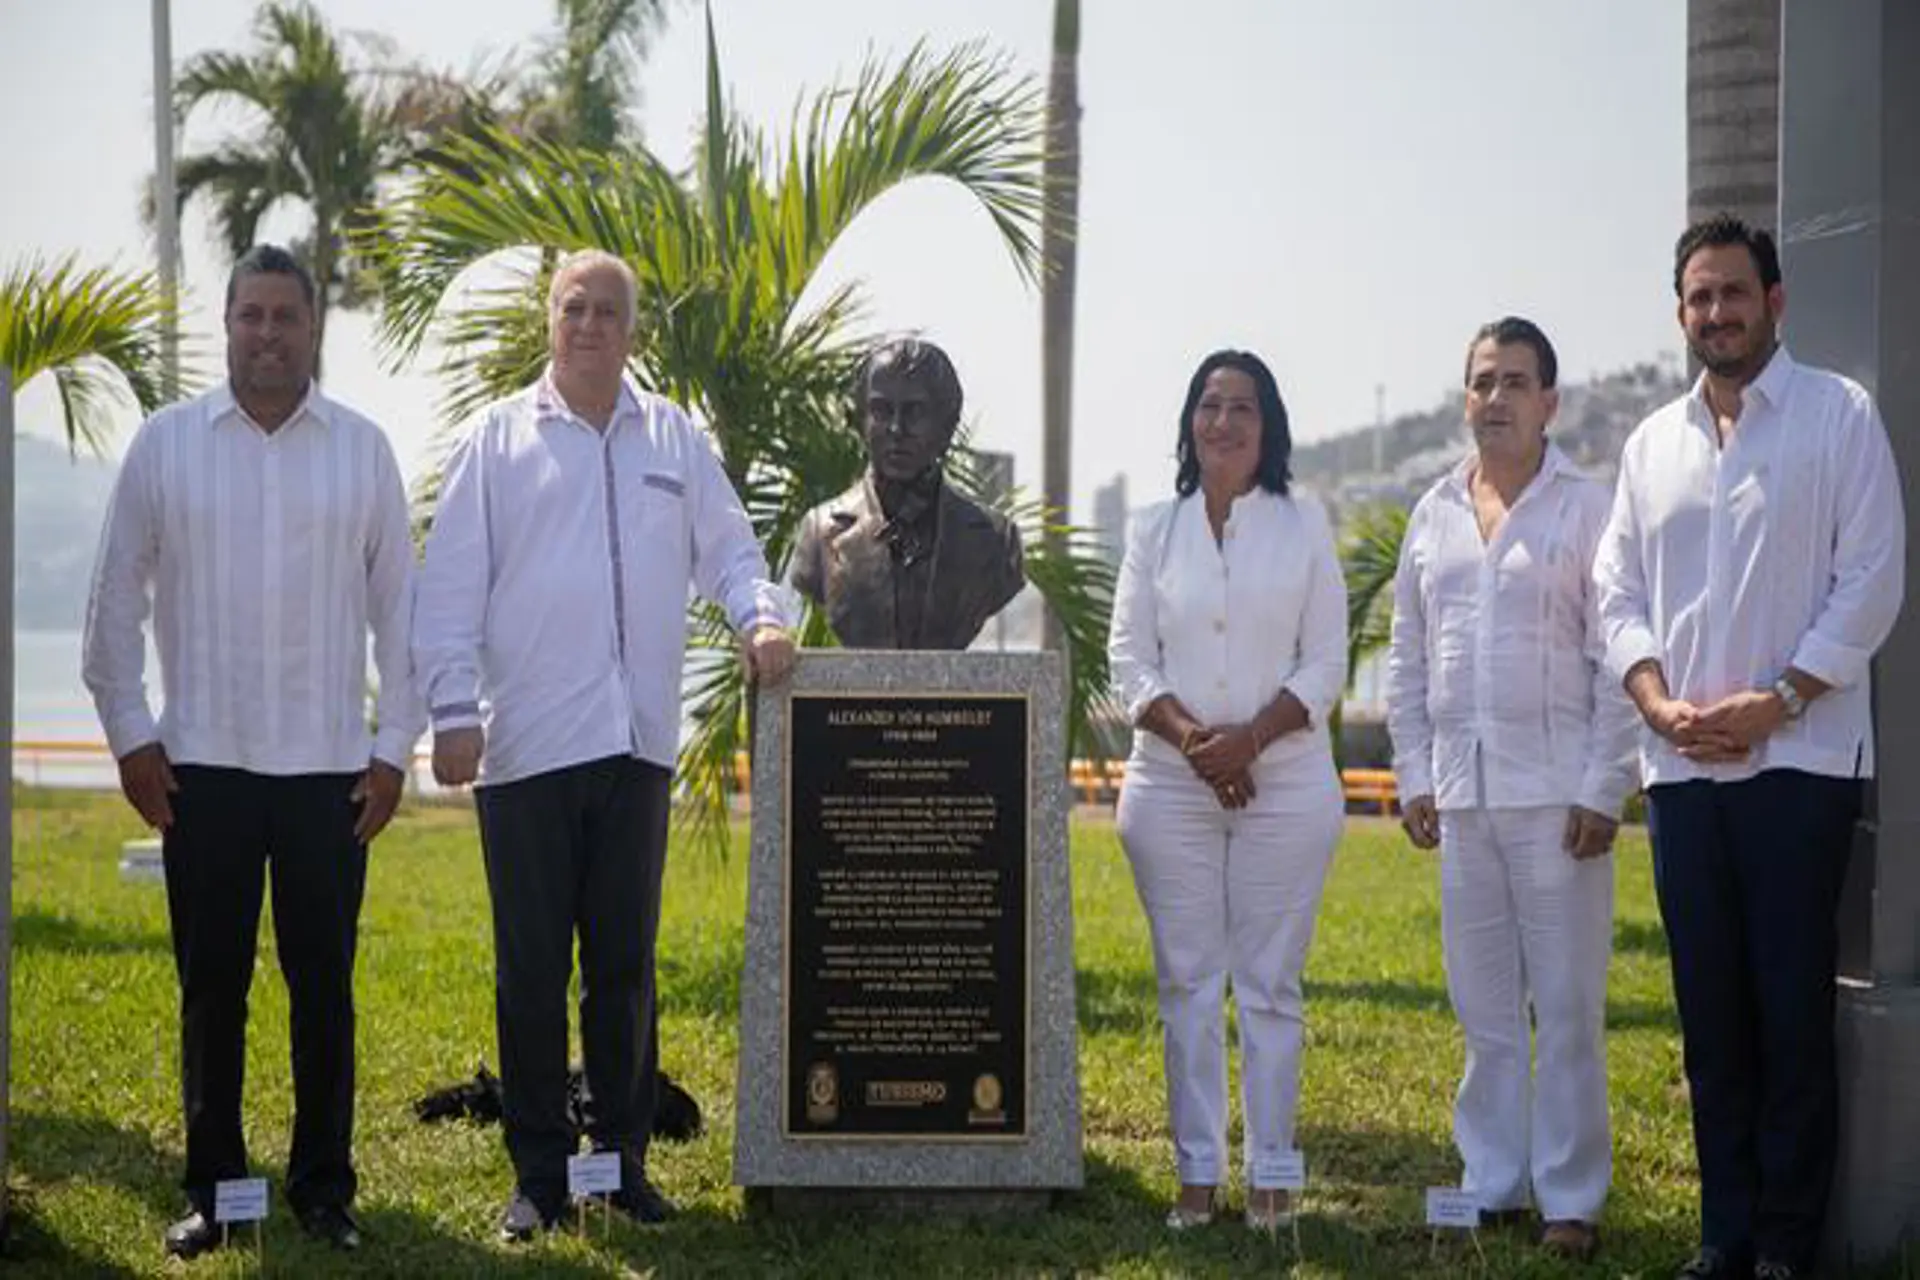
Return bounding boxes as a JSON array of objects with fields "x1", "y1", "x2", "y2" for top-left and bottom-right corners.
[{"x1": 1, "y1": 0, "x2": 1686, "y2": 516}]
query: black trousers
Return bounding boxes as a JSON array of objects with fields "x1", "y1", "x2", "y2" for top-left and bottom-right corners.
[
  {"x1": 161, "y1": 765, "x2": 367, "y2": 1214},
  {"x1": 474, "y1": 754, "x2": 671, "y2": 1210},
  {"x1": 1646, "y1": 767, "x2": 1861, "y2": 1270}
]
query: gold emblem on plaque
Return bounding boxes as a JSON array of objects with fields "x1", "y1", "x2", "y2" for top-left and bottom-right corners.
[
  {"x1": 806, "y1": 1062, "x2": 839, "y2": 1124},
  {"x1": 972, "y1": 1073, "x2": 1003, "y2": 1113}
]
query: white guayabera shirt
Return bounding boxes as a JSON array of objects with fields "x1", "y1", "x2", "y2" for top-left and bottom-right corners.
[
  {"x1": 412, "y1": 372, "x2": 788, "y2": 786},
  {"x1": 82, "y1": 383, "x2": 425, "y2": 773},
  {"x1": 1593, "y1": 348, "x2": 1905, "y2": 787},
  {"x1": 1385, "y1": 443, "x2": 1638, "y2": 816},
  {"x1": 1109, "y1": 488, "x2": 1348, "y2": 777}
]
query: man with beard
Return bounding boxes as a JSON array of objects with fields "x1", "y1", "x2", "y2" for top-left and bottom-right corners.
[
  {"x1": 1594, "y1": 215, "x2": 1905, "y2": 1280},
  {"x1": 83, "y1": 244, "x2": 422, "y2": 1257}
]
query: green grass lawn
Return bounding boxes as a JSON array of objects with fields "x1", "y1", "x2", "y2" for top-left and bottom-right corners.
[{"x1": 0, "y1": 786, "x2": 1895, "y2": 1278}]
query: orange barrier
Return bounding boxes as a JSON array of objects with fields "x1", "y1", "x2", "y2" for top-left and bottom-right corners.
[
  {"x1": 1342, "y1": 767, "x2": 1399, "y2": 815},
  {"x1": 17, "y1": 742, "x2": 1399, "y2": 814}
]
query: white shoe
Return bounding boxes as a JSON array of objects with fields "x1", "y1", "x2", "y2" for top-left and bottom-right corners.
[
  {"x1": 1246, "y1": 1189, "x2": 1293, "y2": 1234},
  {"x1": 1164, "y1": 1190, "x2": 1219, "y2": 1231}
]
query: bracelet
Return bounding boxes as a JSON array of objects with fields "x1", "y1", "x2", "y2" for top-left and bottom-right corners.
[{"x1": 1179, "y1": 725, "x2": 1202, "y2": 755}]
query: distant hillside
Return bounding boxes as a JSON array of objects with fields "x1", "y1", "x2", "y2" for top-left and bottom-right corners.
[
  {"x1": 13, "y1": 434, "x2": 118, "y2": 630},
  {"x1": 1295, "y1": 357, "x2": 1689, "y2": 515}
]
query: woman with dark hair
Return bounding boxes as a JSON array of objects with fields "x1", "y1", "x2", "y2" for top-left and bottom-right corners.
[{"x1": 1108, "y1": 349, "x2": 1348, "y2": 1233}]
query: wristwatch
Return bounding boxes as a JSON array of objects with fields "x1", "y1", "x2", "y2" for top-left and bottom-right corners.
[{"x1": 1771, "y1": 676, "x2": 1807, "y2": 720}]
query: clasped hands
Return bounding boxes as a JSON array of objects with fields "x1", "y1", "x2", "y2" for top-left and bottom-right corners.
[
  {"x1": 1182, "y1": 722, "x2": 1263, "y2": 810},
  {"x1": 1645, "y1": 688, "x2": 1785, "y2": 764}
]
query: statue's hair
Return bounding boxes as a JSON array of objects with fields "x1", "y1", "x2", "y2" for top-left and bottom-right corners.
[{"x1": 859, "y1": 337, "x2": 963, "y2": 430}]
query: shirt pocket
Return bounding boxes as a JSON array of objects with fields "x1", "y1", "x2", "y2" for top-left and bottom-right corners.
[{"x1": 630, "y1": 468, "x2": 689, "y2": 555}]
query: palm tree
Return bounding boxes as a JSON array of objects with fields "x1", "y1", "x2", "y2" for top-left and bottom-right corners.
[
  {"x1": 1040, "y1": 0, "x2": 1080, "y2": 653},
  {"x1": 1, "y1": 253, "x2": 177, "y2": 1234},
  {"x1": 1339, "y1": 501, "x2": 1409, "y2": 691},
  {"x1": 1328, "y1": 498, "x2": 1408, "y2": 765},
  {"x1": 367, "y1": 13, "x2": 1114, "y2": 849},
  {"x1": 168, "y1": 1, "x2": 473, "y2": 374},
  {"x1": 512, "y1": 0, "x2": 672, "y2": 152}
]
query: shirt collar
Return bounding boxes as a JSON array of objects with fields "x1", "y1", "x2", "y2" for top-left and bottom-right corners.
[
  {"x1": 534, "y1": 365, "x2": 642, "y2": 430},
  {"x1": 1444, "y1": 439, "x2": 1577, "y2": 502},
  {"x1": 207, "y1": 380, "x2": 329, "y2": 433},
  {"x1": 1686, "y1": 344, "x2": 1797, "y2": 418}
]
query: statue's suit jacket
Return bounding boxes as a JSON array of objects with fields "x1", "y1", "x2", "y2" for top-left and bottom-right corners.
[{"x1": 790, "y1": 477, "x2": 1025, "y2": 650}]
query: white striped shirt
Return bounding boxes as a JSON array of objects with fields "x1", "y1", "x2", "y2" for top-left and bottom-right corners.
[
  {"x1": 1386, "y1": 444, "x2": 1639, "y2": 815},
  {"x1": 82, "y1": 383, "x2": 425, "y2": 774},
  {"x1": 412, "y1": 373, "x2": 788, "y2": 785},
  {"x1": 1594, "y1": 348, "x2": 1905, "y2": 785}
]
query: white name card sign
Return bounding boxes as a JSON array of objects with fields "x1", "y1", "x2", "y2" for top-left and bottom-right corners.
[
  {"x1": 1425, "y1": 1187, "x2": 1480, "y2": 1230},
  {"x1": 213, "y1": 1177, "x2": 269, "y2": 1224},
  {"x1": 567, "y1": 1151, "x2": 623, "y2": 1198},
  {"x1": 1271, "y1": 1149, "x2": 1307, "y2": 1192}
]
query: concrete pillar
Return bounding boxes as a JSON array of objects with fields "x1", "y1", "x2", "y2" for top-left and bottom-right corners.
[
  {"x1": 1688, "y1": 0, "x2": 1781, "y2": 229},
  {"x1": 1778, "y1": 1, "x2": 1920, "y2": 1267}
]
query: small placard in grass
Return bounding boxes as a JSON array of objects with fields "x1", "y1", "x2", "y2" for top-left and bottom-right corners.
[
  {"x1": 1425, "y1": 1187, "x2": 1479, "y2": 1230},
  {"x1": 1271, "y1": 1150, "x2": 1307, "y2": 1192},
  {"x1": 567, "y1": 1152, "x2": 622, "y2": 1198},
  {"x1": 213, "y1": 1177, "x2": 269, "y2": 1224}
]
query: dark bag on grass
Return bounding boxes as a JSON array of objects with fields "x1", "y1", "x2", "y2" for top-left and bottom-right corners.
[{"x1": 412, "y1": 1064, "x2": 703, "y2": 1142}]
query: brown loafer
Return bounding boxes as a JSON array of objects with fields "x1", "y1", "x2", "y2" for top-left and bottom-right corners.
[{"x1": 1541, "y1": 1219, "x2": 1600, "y2": 1260}]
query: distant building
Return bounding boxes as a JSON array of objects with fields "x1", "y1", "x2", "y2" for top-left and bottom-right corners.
[
  {"x1": 1092, "y1": 473, "x2": 1128, "y2": 568},
  {"x1": 973, "y1": 449, "x2": 1016, "y2": 505}
]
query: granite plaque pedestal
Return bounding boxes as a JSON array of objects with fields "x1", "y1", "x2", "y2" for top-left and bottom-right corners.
[{"x1": 732, "y1": 651, "x2": 1083, "y2": 1209}]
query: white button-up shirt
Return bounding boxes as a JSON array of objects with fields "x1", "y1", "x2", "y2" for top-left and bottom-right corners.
[
  {"x1": 413, "y1": 373, "x2": 787, "y2": 785},
  {"x1": 1593, "y1": 348, "x2": 1905, "y2": 786},
  {"x1": 1108, "y1": 488, "x2": 1348, "y2": 777},
  {"x1": 1386, "y1": 444, "x2": 1638, "y2": 815},
  {"x1": 82, "y1": 383, "x2": 424, "y2": 773}
]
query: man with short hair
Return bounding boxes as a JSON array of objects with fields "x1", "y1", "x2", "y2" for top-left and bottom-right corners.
[
  {"x1": 1594, "y1": 215, "x2": 1905, "y2": 1280},
  {"x1": 414, "y1": 248, "x2": 796, "y2": 1241},
  {"x1": 83, "y1": 243, "x2": 422, "y2": 1257},
  {"x1": 1388, "y1": 316, "x2": 1637, "y2": 1261}
]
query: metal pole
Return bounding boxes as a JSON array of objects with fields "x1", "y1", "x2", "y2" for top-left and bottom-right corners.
[
  {"x1": 1, "y1": 369, "x2": 16, "y2": 1238},
  {"x1": 152, "y1": 0, "x2": 180, "y2": 398}
]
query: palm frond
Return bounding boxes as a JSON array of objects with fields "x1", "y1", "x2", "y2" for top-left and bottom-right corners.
[
  {"x1": 1338, "y1": 500, "x2": 1409, "y2": 686},
  {"x1": 675, "y1": 597, "x2": 837, "y2": 858},
  {"x1": 362, "y1": 128, "x2": 688, "y2": 366},
  {"x1": 174, "y1": 49, "x2": 282, "y2": 122},
  {"x1": 0, "y1": 255, "x2": 185, "y2": 452},
  {"x1": 175, "y1": 145, "x2": 304, "y2": 259},
  {"x1": 768, "y1": 40, "x2": 1047, "y2": 299}
]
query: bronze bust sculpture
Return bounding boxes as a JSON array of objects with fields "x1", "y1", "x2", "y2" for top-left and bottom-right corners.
[{"x1": 790, "y1": 339, "x2": 1025, "y2": 650}]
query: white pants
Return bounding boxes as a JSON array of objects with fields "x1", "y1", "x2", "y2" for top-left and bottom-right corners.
[
  {"x1": 1438, "y1": 804, "x2": 1613, "y2": 1221},
  {"x1": 1116, "y1": 756, "x2": 1342, "y2": 1189}
]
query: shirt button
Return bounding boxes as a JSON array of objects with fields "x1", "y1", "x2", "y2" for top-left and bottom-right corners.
[
  {"x1": 1216, "y1": 678, "x2": 1227, "y2": 691},
  {"x1": 1213, "y1": 619, "x2": 1226, "y2": 633}
]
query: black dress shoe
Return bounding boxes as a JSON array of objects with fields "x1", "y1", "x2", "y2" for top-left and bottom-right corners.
[
  {"x1": 608, "y1": 1177, "x2": 677, "y2": 1225},
  {"x1": 499, "y1": 1189, "x2": 560, "y2": 1243},
  {"x1": 296, "y1": 1203, "x2": 362, "y2": 1251},
  {"x1": 1678, "y1": 1246, "x2": 1752, "y2": 1278},
  {"x1": 163, "y1": 1210, "x2": 224, "y2": 1259}
]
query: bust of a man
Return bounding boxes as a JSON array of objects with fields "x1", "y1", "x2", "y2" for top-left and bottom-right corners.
[{"x1": 790, "y1": 338, "x2": 1025, "y2": 650}]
